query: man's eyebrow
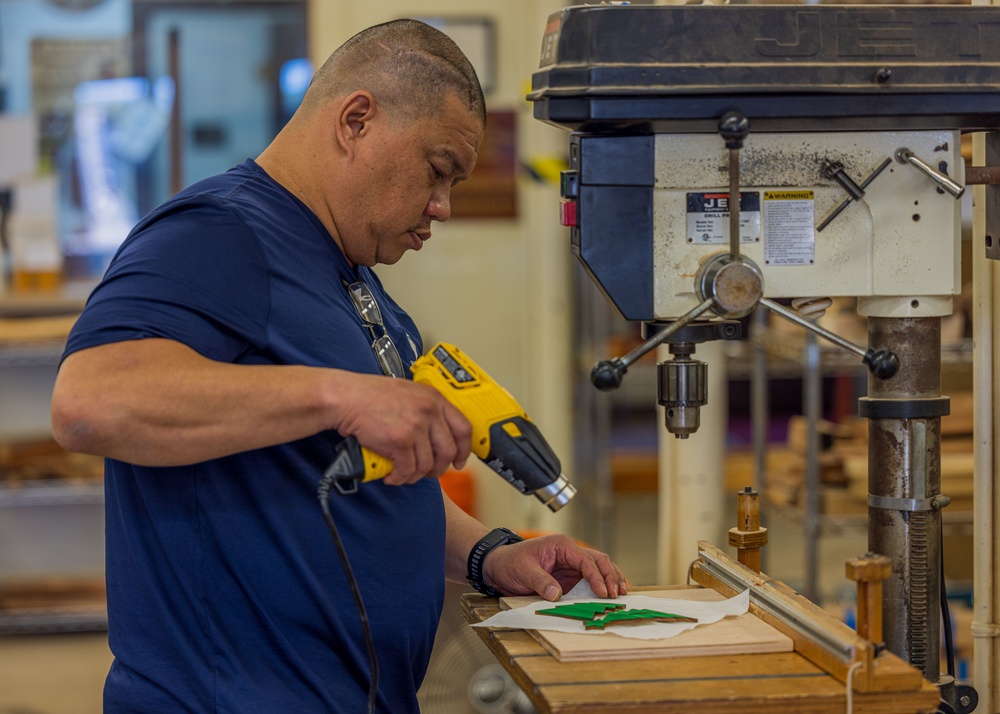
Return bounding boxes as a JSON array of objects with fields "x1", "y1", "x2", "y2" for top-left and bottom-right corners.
[{"x1": 438, "y1": 149, "x2": 468, "y2": 176}]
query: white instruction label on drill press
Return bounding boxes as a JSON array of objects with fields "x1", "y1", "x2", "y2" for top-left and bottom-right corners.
[
  {"x1": 685, "y1": 192, "x2": 760, "y2": 245},
  {"x1": 763, "y1": 190, "x2": 815, "y2": 266}
]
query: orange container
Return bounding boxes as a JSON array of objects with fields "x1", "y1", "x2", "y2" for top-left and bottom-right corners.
[{"x1": 439, "y1": 468, "x2": 475, "y2": 518}]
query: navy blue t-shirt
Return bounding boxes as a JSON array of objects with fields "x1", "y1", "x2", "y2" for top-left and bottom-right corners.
[{"x1": 64, "y1": 160, "x2": 445, "y2": 713}]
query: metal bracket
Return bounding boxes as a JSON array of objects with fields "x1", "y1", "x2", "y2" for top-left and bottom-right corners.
[
  {"x1": 867, "y1": 493, "x2": 951, "y2": 513},
  {"x1": 987, "y1": 133, "x2": 1000, "y2": 261}
]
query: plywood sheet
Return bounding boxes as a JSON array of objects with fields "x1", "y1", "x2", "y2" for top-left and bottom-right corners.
[{"x1": 500, "y1": 588, "x2": 793, "y2": 662}]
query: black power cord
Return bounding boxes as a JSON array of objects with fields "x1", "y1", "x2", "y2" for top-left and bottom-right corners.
[
  {"x1": 317, "y1": 472, "x2": 379, "y2": 714},
  {"x1": 939, "y1": 519, "x2": 956, "y2": 679}
]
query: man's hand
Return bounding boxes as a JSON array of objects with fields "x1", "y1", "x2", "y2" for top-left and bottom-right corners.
[
  {"x1": 480, "y1": 534, "x2": 627, "y2": 602},
  {"x1": 330, "y1": 376, "x2": 472, "y2": 484}
]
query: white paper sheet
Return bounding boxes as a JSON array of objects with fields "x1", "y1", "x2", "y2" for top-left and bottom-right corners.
[{"x1": 472, "y1": 582, "x2": 750, "y2": 641}]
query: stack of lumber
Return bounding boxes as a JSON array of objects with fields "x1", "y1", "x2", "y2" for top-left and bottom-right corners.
[
  {"x1": 0, "y1": 313, "x2": 102, "y2": 485},
  {"x1": 0, "y1": 437, "x2": 103, "y2": 484},
  {"x1": 763, "y1": 418, "x2": 859, "y2": 515},
  {"x1": 0, "y1": 578, "x2": 105, "y2": 611},
  {"x1": 765, "y1": 392, "x2": 974, "y2": 516}
]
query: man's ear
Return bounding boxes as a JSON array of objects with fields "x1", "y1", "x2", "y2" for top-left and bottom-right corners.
[{"x1": 336, "y1": 91, "x2": 378, "y2": 154}]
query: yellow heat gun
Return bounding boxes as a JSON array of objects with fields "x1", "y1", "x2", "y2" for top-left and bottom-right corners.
[{"x1": 324, "y1": 343, "x2": 577, "y2": 512}]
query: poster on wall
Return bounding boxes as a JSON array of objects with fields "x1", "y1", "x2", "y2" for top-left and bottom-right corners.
[{"x1": 450, "y1": 110, "x2": 517, "y2": 220}]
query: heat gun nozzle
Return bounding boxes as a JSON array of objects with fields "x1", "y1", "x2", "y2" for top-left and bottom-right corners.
[{"x1": 533, "y1": 474, "x2": 577, "y2": 513}]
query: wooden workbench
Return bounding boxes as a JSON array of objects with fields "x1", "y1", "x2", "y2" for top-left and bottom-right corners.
[{"x1": 461, "y1": 590, "x2": 940, "y2": 714}]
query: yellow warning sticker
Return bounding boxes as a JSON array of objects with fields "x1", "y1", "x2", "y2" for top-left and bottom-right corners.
[{"x1": 764, "y1": 190, "x2": 814, "y2": 201}]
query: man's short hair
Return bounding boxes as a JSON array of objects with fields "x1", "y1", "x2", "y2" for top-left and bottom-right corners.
[{"x1": 303, "y1": 19, "x2": 486, "y2": 127}]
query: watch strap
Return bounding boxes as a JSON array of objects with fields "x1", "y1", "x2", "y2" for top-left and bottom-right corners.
[{"x1": 466, "y1": 527, "x2": 524, "y2": 597}]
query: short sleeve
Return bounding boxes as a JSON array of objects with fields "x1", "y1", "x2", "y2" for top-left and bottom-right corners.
[{"x1": 65, "y1": 196, "x2": 272, "y2": 364}]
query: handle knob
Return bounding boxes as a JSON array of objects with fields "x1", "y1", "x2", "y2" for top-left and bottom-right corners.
[
  {"x1": 591, "y1": 359, "x2": 625, "y2": 391},
  {"x1": 863, "y1": 348, "x2": 900, "y2": 380},
  {"x1": 895, "y1": 147, "x2": 965, "y2": 198},
  {"x1": 718, "y1": 111, "x2": 749, "y2": 150}
]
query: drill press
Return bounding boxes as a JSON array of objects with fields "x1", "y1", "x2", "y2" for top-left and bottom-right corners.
[{"x1": 530, "y1": 5, "x2": 1000, "y2": 711}]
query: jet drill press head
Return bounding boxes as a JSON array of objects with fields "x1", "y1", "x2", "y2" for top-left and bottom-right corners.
[
  {"x1": 529, "y1": 3, "x2": 998, "y2": 699},
  {"x1": 529, "y1": 2, "x2": 992, "y2": 438}
]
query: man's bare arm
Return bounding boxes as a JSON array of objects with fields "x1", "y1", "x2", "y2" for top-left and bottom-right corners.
[
  {"x1": 51, "y1": 338, "x2": 471, "y2": 478},
  {"x1": 443, "y1": 491, "x2": 490, "y2": 583}
]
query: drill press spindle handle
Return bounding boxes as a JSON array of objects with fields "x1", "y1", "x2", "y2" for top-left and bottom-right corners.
[{"x1": 759, "y1": 298, "x2": 899, "y2": 380}]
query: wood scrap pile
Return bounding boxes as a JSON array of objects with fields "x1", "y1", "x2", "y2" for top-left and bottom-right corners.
[
  {"x1": 0, "y1": 578, "x2": 106, "y2": 612},
  {"x1": 0, "y1": 437, "x2": 103, "y2": 484},
  {"x1": 765, "y1": 392, "x2": 974, "y2": 516}
]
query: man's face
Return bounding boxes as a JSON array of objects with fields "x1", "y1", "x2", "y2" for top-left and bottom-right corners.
[{"x1": 340, "y1": 93, "x2": 483, "y2": 267}]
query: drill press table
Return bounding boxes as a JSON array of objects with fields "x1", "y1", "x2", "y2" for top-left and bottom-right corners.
[{"x1": 461, "y1": 586, "x2": 939, "y2": 714}]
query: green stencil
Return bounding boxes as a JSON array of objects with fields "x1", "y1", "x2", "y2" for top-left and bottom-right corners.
[
  {"x1": 583, "y1": 608, "x2": 699, "y2": 630},
  {"x1": 535, "y1": 602, "x2": 698, "y2": 630},
  {"x1": 535, "y1": 602, "x2": 626, "y2": 621}
]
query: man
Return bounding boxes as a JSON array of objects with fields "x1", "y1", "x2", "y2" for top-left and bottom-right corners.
[{"x1": 51, "y1": 19, "x2": 626, "y2": 713}]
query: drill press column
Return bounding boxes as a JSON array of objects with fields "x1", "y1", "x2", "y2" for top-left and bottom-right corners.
[{"x1": 862, "y1": 316, "x2": 948, "y2": 683}]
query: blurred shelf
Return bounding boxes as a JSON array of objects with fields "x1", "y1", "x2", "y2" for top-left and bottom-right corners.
[
  {"x1": 0, "y1": 578, "x2": 108, "y2": 634},
  {"x1": 0, "y1": 280, "x2": 96, "y2": 318},
  {"x1": 0, "y1": 605, "x2": 107, "y2": 635},
  {"x1": 0, "y1": 340, "x2": 66, "y2": 367},
  {"x1": 0, "y1": 480, "x2": 104, "y2": 508}
]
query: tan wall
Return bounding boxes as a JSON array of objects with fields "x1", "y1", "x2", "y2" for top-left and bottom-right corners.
[{"x1": 307, "y1": 1, "x2": 580, "y2": 535}]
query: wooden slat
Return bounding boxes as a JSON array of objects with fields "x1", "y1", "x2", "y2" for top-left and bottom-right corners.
[
  {"x1": 489, "y1": 630, "x2": 549, "y2": 658},
  {"x1": 515, "y1": 650, "x2": 820, "y2": 684},
  {"x1": 532, "y1": 678, "x2": 938, "y2": 714},
  {"x1": 691, "y1": 541, "x2": 926, "y2": 695}
]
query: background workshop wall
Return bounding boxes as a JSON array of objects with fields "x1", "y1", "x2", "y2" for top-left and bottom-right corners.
[{"x1": 308, "y1": 0, "x2": 581, "y2": 537}]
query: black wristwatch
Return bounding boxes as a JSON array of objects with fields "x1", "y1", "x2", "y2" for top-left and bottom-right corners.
[{"x1": 466, "y1": 527, "x2": 524, "y2": 597}]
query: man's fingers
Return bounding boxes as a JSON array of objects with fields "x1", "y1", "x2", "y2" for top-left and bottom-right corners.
[
  {"x1": 482, "y1": 535, "x2": 629, "y2": 603},
  {"x1": 428, "y1": 413, "x2": 465, "y2": 478},
  {"x1": 552, "y1": 544, "x2": 627, "y2": 599},
  {"x1": 587, "y1": 549, "x2": 626, "y2": 598},
  {"x1": 365, "y1": 385, "x2": 472, "y2": 485},
  {"x1": 577, "y1": 554, "x2": 611, "y2": 598},
  {"x1": 381, "y1": 446, "x2": 416, "y2": 485},
  {"x1": 442, "y1": 402, "x2": 472, "y2": 469}
]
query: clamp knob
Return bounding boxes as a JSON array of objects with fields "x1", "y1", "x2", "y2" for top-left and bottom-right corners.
[
  {"x1": 845, "y1": 553, "x2": 892, "y2": 644},
  {"x1": 728, "y1": 486, "x2": 768, "y2": 573}
]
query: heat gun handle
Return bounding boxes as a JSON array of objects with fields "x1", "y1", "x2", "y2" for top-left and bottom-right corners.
[{"x1": 324, "y1": 436, "x2": 393, "y2": 495}]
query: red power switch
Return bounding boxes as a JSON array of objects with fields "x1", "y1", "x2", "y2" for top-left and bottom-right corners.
[{"x1": 559, "y1": 201, "x2": 577, "y2": 227}]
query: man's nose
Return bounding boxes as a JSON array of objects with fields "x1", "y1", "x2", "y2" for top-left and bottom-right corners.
[{"x1": 425, "y1": 188, "x2": 452, "y2": 222}]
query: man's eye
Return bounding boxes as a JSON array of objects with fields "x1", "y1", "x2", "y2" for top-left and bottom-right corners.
[{"x1": 431, "y1": 165, "x2": 445, "y2": 180}]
